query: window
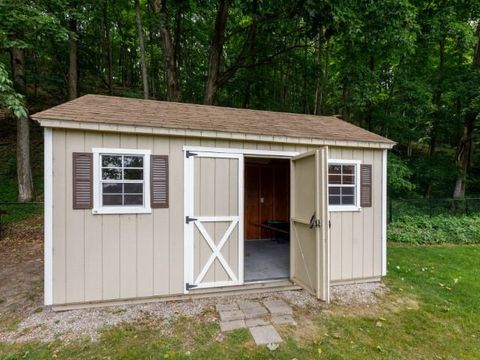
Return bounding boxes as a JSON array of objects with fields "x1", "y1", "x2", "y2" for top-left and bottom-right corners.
[
  {"x1": 328, "y1": 160, "x2": 360, "y2": 211},
  {"x1": 92, "y1": 148, "x2": 151, "y2": 214}
]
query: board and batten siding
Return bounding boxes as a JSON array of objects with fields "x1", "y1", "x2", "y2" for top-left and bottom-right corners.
[
  {"x1": 328, "y1": 147, "x2": 384, "y2": 283},
  {"x1": 50, "y1": 128, "x2": 384, "y2": 305}
]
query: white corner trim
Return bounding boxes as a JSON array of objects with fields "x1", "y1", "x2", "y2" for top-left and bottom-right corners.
[
  {"x1": 382, "y1": 149, "x2": 388, "y2": 276},
  {"x1": 44, "y1": 128, "x2": 53, "y2": 305},
  {"x1": 92, "y1": 148, "x2": 152, "y2": 215},
  {"x1": 327, "y1": 159, "x2": 361, "y2": 212}
]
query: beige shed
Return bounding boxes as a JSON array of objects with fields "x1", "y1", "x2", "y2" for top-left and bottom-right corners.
[{"x1": 32, "y1": 94, "x2": 394, "y2": 309}]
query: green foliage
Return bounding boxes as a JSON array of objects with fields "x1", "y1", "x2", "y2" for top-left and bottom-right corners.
[
  {"x1": 0, "y1": 63, "x2": 27, "y2": 119},
  {"x1": 388, "y1": 153, "x2": 415, "y2": 196},
  {"x1": 388, "y1": 214, "x2": 480, "y2": 244}
]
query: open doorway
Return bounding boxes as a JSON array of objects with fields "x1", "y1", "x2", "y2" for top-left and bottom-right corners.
[{"x1": 244, "y1": 157, "x2": 290, "y2": 282}]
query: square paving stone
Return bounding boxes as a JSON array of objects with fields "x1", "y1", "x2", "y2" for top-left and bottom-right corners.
[
  {"x1": 219, "y1": 309, "x2": 245, "y2": 322},
  {"x1": 220, "y1": 319, "x2": 246, "y2": 332},
  {"x1": 271, "y1": 314, "x2": 296, "y2": 325},
  {"x1": 249, "y1": 325, "x2": 283, "y2": 345},
  {"x1": 264, "y1": 300, "x2": 293, "y2": 315},
  {"x1": 242, "y1": 306, "x2": 269, "y2": 319},
  {"x1": 245, "y1": 318, "x2": 270, "y2": 327},
  {"x1": 216, "y1": 303, "x2": 238, "y2": 312},
  {"x1": 238, "y1": 301, "x2": 261, "y2": 310}
]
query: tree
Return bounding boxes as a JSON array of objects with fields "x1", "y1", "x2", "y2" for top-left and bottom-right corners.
[
  {"x1": 135, "y1": 0, "x2": 149, "y2": 99},
  {"x1": 149, "y1": 0, "x2": 180, "y2": 101},
  {"x1": 453, "y1": 22, "x2": 480, "y2": 199}
]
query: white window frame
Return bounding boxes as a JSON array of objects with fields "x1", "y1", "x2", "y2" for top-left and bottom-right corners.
[
  {"x1": 92, "y1": 148, "x2": 151, "y2": 214},
  {"x1": 328, "y1": 159, "x2": 361, "y2": 212}
]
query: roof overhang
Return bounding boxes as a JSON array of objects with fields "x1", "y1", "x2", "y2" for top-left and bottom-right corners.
[{"x1": 33, "y1": 117, "x2": 395, "y2": 150}]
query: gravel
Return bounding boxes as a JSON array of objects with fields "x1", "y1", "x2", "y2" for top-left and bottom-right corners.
[
  {"x1": 330, "y1": 282, "x2": 386, "y2": 305},
  {"x1": 0, "y1": 285, "x2": 385, "y2": 343}
]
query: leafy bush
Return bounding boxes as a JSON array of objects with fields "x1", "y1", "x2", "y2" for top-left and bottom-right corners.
[{"x1": 388, "y1": 214, "x2": 480, "y2": 244}]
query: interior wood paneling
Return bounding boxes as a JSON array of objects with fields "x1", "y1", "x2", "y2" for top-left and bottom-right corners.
[{"x1": 244, "y1": 159, "x2": 290, "y2": 240}]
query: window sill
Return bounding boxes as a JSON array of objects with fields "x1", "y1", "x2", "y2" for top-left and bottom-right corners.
[
  {"x1": 92, "y1": 207, "x2": 152, "y2": 215},
  {"x1": 328, "y1": 206, "x2": 361, "y2": 212}
]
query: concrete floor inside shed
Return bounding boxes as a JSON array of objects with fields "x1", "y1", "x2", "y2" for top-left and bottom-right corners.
[{"x1": 244, "y1": 240, "x2": 290, "y2": 282}]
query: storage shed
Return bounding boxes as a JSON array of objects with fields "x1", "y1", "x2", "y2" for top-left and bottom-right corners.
[{"x1": 32, "y1": 94, "x2": 395, "y2": 309}]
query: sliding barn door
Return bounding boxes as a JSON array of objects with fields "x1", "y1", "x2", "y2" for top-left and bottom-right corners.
[
  {"x1": 290, "y1": 148, "x2": 330, "y2": 301},
  {"x1": 184, "y1": 151, "x2": 244, "y2": 292}
]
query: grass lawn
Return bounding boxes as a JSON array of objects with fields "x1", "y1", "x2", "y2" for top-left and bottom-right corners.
[{"x1": 1, "y1": 243, "x2": 479, "y2": 359}]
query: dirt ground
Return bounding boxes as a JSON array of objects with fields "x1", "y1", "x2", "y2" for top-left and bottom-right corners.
[{"x1": 0, "y1": 215, "x2": 44, "y2": 331}]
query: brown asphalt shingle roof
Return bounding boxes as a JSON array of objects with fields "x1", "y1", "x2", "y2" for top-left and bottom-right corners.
[{"x1": 32, "y1": 94, "x2": 394, "y2": 145}]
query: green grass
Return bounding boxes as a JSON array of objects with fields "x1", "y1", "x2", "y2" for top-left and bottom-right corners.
[{"x1": 1, "y1": 243, "x2": 479, "y2": 359}]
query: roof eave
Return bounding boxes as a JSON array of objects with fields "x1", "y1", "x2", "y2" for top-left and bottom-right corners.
[{"x1": 32, "y1": 116, "x2": 396, "y2": 150}]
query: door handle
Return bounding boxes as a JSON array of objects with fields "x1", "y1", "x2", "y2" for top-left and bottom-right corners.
[
  {"x1": 309, "y1": 213, "x2": 316, "y2": 229},
  {"x1": 309, "y1": 212, "x2": 322, "y2": 229}
]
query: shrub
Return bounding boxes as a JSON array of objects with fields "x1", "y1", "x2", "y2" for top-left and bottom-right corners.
[{"x1": 388, "y1": 214, "x2": 480, "y2": 244}]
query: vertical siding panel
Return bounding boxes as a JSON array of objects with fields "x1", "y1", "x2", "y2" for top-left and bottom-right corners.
[
  {"x1": 137, "y1": 135, "x2": 154, "y2": 297},
  {"x1": 65, "y1": 130, "x2": 85, "y2": 303},
  {"x1": 329, "y1": 147, "x2": 342, "y2": 281},
  {"x1": 213, "y1": 140, "x2": 232, "y2": 283},
  {"x1": 52, "y1": 129, "x2": 67, "y2": 304},
  {"x1": 214, "y1": 157, "x2": 230, "y2": 282},
  {"x1": 362, "y1": 150, "x2": 375, "y2": 278},
  {"x1": 101, "y1": 133, "x2": 121, "y2": 300},
  {"x1": 340, "y1": 148, "x2": 353, "y2": 280},
  {"x1": 373, "y1": 150, "x2": 383, "y2": 276},
  {"x1": 153, "y1": 136, "x2": 171, "y2": 295},
  {"x1": 83, "y1": 132, "x2": 103, "y2": 301},
  {"x1": 119, "y1": 134, "x2": 138, "y2": 298},
  {"x1": 169, "y1": 137, "x2": 185, "y2": 294},
  {"x1": 351, "y1": 149, "x2": 364, "y2": 279},
  {"x1": 200, "y1": 139, "x2": 216, "y2": 282}
]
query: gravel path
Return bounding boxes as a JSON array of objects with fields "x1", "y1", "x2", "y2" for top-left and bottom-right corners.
[{"x1": 0, "y1": 290, "x2": 326, "y2": 343}]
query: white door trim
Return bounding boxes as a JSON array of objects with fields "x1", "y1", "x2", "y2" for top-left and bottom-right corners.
[
  {"x1": 183, "y1": 145, "x2": 299, "y2": 158},
  {"x1": 184, "y1": 150, "x2": 244, "y2": 293}
]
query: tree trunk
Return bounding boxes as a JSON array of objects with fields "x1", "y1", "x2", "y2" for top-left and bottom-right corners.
[
  {"x1": 103, "y1": 0, "x2": 113, "y2": 95},
  {"x1": 424, "y1": 36, "x2": 446, "y2": 198},
  {"x1": 68, "y1": 17, "x2": 78, "y2": 100},
  {"x1": 453, "y1": 23, "x2": 480, "y2": 199},
  {"x1": 204, "y1": 0, "x2": 228, "y2": 105},
  {"x1": 11, "y1": 47, "x2": 34, "y2": 202},
  {"x1": 313, "y1": 32, "x2": 323, "y2": 115},
  {"x1": 204, "y1": 0, "x2": 259, "y2": 105},
  {"x1": 135, "y1": 0, "x2": 149, "y2": 99},
  {"x1": 150, "y1": 0, "x2": 180, "y2": 101}
]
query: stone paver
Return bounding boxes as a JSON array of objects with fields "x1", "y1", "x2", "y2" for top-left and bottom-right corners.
[
  {"x1": 264, "y1": 300, "x2": 293, "y2": 315},
  {"x1": 245, "y1": 318, "x2": 269, "y2": 327},
  {"x1": 271, "y1": 314, "x2": 296, "y2": 325},
  {"x1": 249, "y1": 325, "x2": 283, "y2": 345},
  {"x1": 242, "y1": 306, "x2": 268, "y2": 319},
  {"x1": 220, "y1": 319, "x2": 246, "y2": 332},
  {"x1": 219, "y1": 309, "x2": 245, "y2": 322},
  {"x1": 215, "y1": 303, "x2": 238, "y2": 312},
  {"x1": 238, "y1": 301, "x2": 261, "y2": 310}
]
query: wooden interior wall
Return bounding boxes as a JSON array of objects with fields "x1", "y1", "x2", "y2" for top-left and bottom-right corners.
[{"x1": 245, "y1": 159, "x2": 290, "y2": 240}]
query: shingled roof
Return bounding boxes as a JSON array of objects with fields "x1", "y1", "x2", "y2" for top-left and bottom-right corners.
[{"x1": 32, "y1": 94, "x2": 394, "y2": 146}]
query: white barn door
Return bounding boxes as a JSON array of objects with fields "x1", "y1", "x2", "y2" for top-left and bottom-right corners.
[{"x1": 184, "y1": 150, "x2": 244, "y2": 292}]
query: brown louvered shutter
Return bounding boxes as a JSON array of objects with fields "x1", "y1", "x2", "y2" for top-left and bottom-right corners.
[
  {"x1": 360, "y1": 164, "x2": 372, "y2": 207},
  {"x1": 73, "y1": 152, "x2": 93, "y2": 209},
  {"x1": 151, "y1": 155, "x2": 169, "y2": 208}
]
